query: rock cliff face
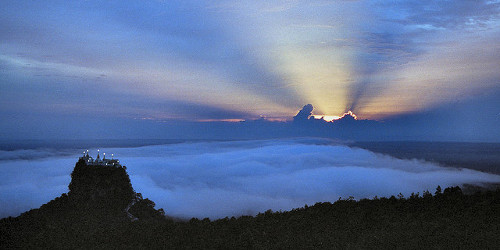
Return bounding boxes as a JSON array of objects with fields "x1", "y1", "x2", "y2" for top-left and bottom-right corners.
[
  {"x1": 68, "y1": 160, "x2": 135, "y2": 210},
  {"x1": 0, "y1": 158, "x2": 165, "y2": 248},
  {"x1": 3, "y1": 159, "x2": 164, "y2": 225},
  {"x1": 66, "y1": 159, "x2": 164, "y2": 221}
]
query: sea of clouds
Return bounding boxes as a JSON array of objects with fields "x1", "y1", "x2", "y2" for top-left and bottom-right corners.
[{"x1": 1, "y1": 138, "x2": 499, "y2": 219}]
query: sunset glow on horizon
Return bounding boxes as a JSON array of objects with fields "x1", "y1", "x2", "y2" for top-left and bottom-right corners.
[
  {"x1": 1, "y1": 0, "x2": 499, "y2": 140},
  {"x1": 312, "y1": 115, "x2": 342, "y2": 122},
  {"x1": 3, "y1": 3, "x2": 500, "y2": 249},
  {"x1": 313, "y1": 110, "x2": 358, "y2": 122}
]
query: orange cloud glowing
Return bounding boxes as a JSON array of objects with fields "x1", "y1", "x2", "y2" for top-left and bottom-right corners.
[{"x1": 313, "y1": 111, "x2": 357, "y2": 122}]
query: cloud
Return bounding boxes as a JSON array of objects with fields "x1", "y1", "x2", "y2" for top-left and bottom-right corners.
[
  {"x1": 344, "y1": 0, "x2": 500, "y2": 116},
  {"x1": 293, "y1": 104, "x2": 314, "y2": 121},
  {"x1": 2, "y1": 0, "x2": 499, "y2": 123},
  {"x1": 0, "y1": 157, "x2": 74, "y2": 218},
  {"x1": 1, "y1": 139, "x2": 499, "y2": 219},
  {"x1": 0, "y1": 149, "x2": 69, "y2": 161},
  {"x1": 0, "y1": 0, "x2": 301, "y2": 121},
  {"x1": 380, "y1": 0, "x2": 500, "y2": 30}
]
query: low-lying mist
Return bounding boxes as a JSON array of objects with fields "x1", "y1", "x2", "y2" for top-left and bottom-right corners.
[{"x1": 1, "y1": 138, "x2": 499, "y2": 219}]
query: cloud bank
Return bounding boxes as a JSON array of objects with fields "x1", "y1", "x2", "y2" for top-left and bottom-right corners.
[{"x1": 1, "y1": 138, "x2": 499, "y2": 219}]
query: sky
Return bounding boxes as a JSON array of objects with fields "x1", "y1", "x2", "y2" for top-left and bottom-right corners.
[
  {"x1": 1, "y1": 0, "x2": 500, "y2": 141},
  {"x1": 2, "y1": 139, "x2": 500, "y2": 219}
]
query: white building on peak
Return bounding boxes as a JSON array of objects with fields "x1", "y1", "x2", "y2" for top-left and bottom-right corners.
[{"x1": 79, "y1": 149, "x2": 121, "y2": 167}]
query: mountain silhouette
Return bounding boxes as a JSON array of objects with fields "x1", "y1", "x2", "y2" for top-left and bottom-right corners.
[{"x1": 1, "y1": 158, "x2": 499, "y2": 248}]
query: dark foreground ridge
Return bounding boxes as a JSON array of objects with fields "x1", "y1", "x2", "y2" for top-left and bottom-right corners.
[{"x1": 1, "y1": 160, "x2": 500, "y2": 249}]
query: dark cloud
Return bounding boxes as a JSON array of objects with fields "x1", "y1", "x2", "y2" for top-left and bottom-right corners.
[
  {"x1": 293, "y1": 104, "x2": 314, "y2": 121},
  {"x1": 381, "y1": 89, "x2": 500, "y2": 142},
  {"x1": 2, "y1": 95, "x2": 499, "y2": 142}
]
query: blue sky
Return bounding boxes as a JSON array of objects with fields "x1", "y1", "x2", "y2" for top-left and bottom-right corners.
[{"x1": 1, "y1": 0, "x2": 499, "y2": 141}]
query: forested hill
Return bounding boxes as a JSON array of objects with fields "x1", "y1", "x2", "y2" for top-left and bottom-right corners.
[
  {"x1": 1, "y1": 161, "x2": 499, "y2": 248},
  {"x1": 0, "y1": 160, "x2": 165, "y2": 248}
]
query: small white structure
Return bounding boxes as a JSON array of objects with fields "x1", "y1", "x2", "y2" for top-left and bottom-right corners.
[{"x1": 79, "y1": 149, "x2": 121, "y2": 167}]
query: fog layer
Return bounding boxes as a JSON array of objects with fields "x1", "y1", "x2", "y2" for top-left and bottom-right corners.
[{"x1": 1, "y1": 138, "x2": 499, "y2": 219}]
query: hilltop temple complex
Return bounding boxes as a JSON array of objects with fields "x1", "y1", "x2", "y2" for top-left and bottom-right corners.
[{"x1": 79, "y1": 149, "x2": 121, "y2": 167}]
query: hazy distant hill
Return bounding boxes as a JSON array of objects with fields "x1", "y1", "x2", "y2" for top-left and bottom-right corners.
[
  {"x1": 1, "y1": 160, "x2": 499, "y2": 249},
  {"x1": 351, "y1": 141, "x2": 500, "y2": 174}
]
